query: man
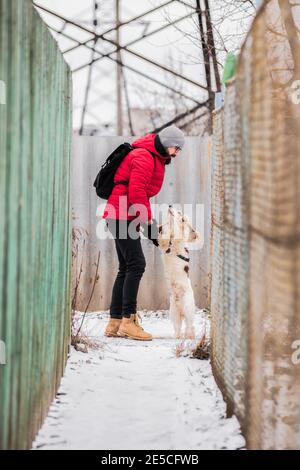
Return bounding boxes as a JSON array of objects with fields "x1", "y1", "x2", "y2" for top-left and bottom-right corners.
[{"x1": 103, "y1": 125, "x2": 185, "y2": 341}]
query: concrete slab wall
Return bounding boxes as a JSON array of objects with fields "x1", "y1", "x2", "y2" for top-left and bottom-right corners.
[{"x1": 72, "y1": 135, "x2": 211, "y2": 312}]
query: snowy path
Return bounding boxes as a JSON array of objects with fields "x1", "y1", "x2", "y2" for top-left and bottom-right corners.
[{"x1": 33, "y1": 311, "x2": 245, "y2": 450}]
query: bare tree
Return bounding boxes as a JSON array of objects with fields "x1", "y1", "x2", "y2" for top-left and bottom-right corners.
[
  {"x1": 122, "y1": 51, "x2": 209, "y2": 136},
  {"x1": 164, "y1": 0, "x2": 256, "y2": 78}
]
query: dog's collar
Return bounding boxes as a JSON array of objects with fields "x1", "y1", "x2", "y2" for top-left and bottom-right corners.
[
  {"x1": 176, "y1": 253, "x2": 190, "y2": 262},
  {"x1": 165, "y1": 240, "x2": 190, "y2": 262}
]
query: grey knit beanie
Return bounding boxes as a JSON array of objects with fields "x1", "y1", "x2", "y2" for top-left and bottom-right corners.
[{"x1": 158, "y1": 125, "x2": 185, "y2": 149}]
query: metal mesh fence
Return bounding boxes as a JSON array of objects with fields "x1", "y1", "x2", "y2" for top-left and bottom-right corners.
[{"x1": 211, "y1": 0, "x2": 300, "y2": 450}]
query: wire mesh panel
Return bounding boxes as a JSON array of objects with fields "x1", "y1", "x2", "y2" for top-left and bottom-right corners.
[
  {"x1": 211, "y1": 0, "x2": 300, "y2": 450},
  {"x1": 223, "y1": 77, "x2": 249, "y2": 421},
  {"x1": 0, "y1": 0, "x2": 72, "y2": 449},
  {"x1": 211, "y1": 78, "x2": 249, "y2": 422},
  {"x1": 210, "y1": 107, "x2": 226, "y2": 397}
]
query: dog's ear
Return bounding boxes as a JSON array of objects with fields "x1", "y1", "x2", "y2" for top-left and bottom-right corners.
[
  {"x1": 187, "y1": 228, "x2": 201, "y2": 244},
  {"x1": 157, "y1": 223, "x2": 172, "y2": 249}
]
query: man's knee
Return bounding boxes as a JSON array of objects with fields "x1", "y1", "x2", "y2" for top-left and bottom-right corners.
[
  {"x1": 139, "y1": 257, "x2": 146, "y2": 273},
  {"x1": 117, "y1": 265, "x2": 126, "y2": 277},
  {"x1": 136, "y1": 255, "x2": 146, "y2": 274},
  {"x1": 128, "y1": 255, "x2": 146, "y2": 275}
]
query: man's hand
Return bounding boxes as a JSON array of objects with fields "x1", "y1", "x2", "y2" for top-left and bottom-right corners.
[{"x1": 140, "y1": 219, "x2": 159, "y2": 246}]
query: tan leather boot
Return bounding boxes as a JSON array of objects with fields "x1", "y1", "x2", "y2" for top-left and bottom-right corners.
[
  {"x1": 118, "y1": 314, "x2": 153, "y2": 341},
  {"x1": 104, "y1": 318, "x2": 122, "y2": 337}
]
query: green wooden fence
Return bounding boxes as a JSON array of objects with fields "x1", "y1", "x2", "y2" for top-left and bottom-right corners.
[{"x1": 0, "y1": 0, "x2": 72, "y2": 449}]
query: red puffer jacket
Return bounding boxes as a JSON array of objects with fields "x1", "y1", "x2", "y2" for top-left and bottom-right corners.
[{"x1": 102, "y1": 134, "x2": 167, "y2": 222}]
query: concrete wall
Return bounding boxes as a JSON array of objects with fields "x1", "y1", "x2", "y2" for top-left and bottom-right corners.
[{"x1": 72, "y1": 135, "x2": 211, "y2": 312}]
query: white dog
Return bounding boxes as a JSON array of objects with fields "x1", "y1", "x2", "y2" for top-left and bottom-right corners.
[{"x1": 158, "y1": 206, "x2": 201, "y2": 339}]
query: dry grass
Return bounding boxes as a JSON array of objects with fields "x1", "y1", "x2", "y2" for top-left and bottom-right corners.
[
  {"x1": 71, "y1": 331, "x2": 103, "y2": 353},
  {"x1": 192, "y1": 333, "x2": 210, "y2": 360},
  {"x1": 71, "y1": 220, "x2": 101, "y2": 353}
]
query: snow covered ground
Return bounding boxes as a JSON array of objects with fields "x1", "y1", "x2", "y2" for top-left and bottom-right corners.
[{"x1": 33, "y1": 310, "x2": 245, "y2": 450}]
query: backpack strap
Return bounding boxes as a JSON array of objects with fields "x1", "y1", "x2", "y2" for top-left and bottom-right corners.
[{"x1": 114, "y1": 180, "x2": 129, "y2": 186}]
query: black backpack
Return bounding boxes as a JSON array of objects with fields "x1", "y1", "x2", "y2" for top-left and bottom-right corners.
[
  {"x1": 93, "y1": 143, "x2": 134, "y2": 199},
  {"x1": 93, "y1": 142, "x2": 156, "y2": 199}
]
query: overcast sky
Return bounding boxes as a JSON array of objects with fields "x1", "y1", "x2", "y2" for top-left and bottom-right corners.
[{"x1": 34, "y1": 1, "x2": 254, "y2": 132}]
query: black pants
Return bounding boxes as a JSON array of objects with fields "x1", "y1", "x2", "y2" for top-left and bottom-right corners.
[{"x1": 105, "y1": 218, "x2": 146, "y2": 318}]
